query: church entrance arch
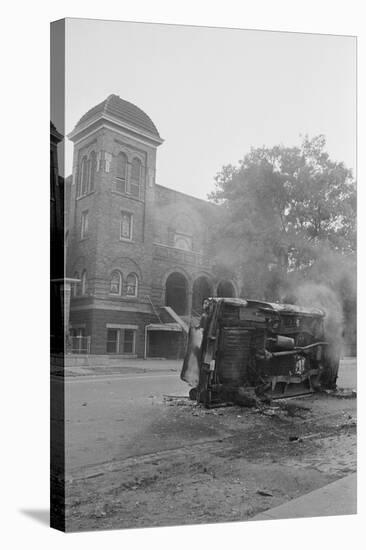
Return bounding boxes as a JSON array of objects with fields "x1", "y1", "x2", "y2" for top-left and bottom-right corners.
[
  {"x1": 217, "y1": 280, "x2": 236, "y2": 298},
  {"x1": 192, "y1": 276, "x2": 212, "y2": 314},
  {"x1": 165, "y1": 272, "x2": 188, "y2": 315}
]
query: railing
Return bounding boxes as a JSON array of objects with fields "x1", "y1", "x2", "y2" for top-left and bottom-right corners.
[
  {"x1": 67, "y1": 336, "x2": 91, "y2": 354},
  {"x1": 144, "y1": 295, "x2": 163, "y2": 323},
  {"x1": 153, "y1": 242, "x2": 211, "y2": 268}
]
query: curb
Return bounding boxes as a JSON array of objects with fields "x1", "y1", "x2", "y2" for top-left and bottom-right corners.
[{"x1": 251, "y1": 473, "x2": 357, "y2": 521}]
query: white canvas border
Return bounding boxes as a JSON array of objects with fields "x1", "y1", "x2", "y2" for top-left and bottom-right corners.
[{"x1": 1, "y1": 1, "x2": 364, "y2": 548}]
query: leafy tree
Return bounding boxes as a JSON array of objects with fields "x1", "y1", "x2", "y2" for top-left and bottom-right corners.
[{"x1": 209, "y1": 135, "x2": 356, "y2": 300}]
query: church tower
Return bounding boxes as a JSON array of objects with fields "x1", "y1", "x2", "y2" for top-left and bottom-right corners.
[{"x1": 67, "y1": 95, "x2": 163, "y2": 355}]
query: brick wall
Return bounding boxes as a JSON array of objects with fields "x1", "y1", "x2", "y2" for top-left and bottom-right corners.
[
  {"x1": 66, "y1": 100, "x2": 238, "y2": 358},
  {"x1": 92, "y1": 308, "x2": 156, "y2": 356}
]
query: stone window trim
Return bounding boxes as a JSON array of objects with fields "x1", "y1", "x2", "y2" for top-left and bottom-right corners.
[
  {"x1": 109, "y1": 270, "x2": 123, "y2": 296},
  {"x1": 71, "y1": 271, "x2": 91, "y2": 298},
  {"x1": 108, "y1": 270, "x2": 139, "y2": 299},
  {"x1": 72, "y1": 271, "x2": 80, "y2": 297},
  {"x1": 106, "y1": 326, "x2": 137, "y2": 355},
  {"x1": 106, "y1": 324, "x2": 138, "y2": 330},
  {"x1": 120, "y1": 211, "x2": 133, "y2": 241},
  {"x1": 106, "y1": 328, "x2": 120, "y2": 354},
  {"x1": 113, "y1": 147, "x2": 145, "y2": 167},
  {"x1": 115, "y1": 152, "x2": 128, "y2": 194},
  {"x1": 125, "y1": 272, "x2": 138, "y2": 298},
  {"x1": 77, "y1": 150, "x2": 97, "y2": 198},
  {"x1": 102, "y1": 151, "x2": 112, "y2": 173},
  {"x1": 174, "y1": 231, "x2": 193, "y2": 251},
  {"x1": 80, "y1": 269, "x2": 88, "y2": 296},
  {"x1": 130, "y1": 157, "x2": 142, "y2": 199},
  {"x1": 113, "y1": 150, "x2": 145, "y2": 200},
  {"x1": 80, "y1": 210, "x2": 89, "y2": 240}
]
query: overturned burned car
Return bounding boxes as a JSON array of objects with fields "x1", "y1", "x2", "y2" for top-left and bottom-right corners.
[{"x1": 181, "y1": 298, "x2": 340, "y2": 407}]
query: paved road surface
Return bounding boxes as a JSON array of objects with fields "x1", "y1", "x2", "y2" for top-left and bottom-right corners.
[
  {"x1": 62, "y1": 357, "x2": 356, "y2": 474},
  {"x1": 336, "y1": 357, "x2": 357, "y2": 389},
  {"x1": 65, "y1": 370, "x2": 188, "y2": 472}
]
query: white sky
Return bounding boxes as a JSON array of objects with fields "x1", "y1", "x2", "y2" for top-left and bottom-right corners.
[{"x1": 65, "y1": 19, "x2": 356, "y2": 199}]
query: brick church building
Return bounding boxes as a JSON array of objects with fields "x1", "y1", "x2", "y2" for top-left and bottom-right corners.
[{"x1": 66, "y1": 95, "x2": 238, "y2": 359}]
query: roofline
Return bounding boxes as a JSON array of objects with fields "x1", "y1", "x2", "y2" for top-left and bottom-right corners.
[
  {"x1": 68, "y1": 113, "x2": 164, "y2": 146},
  {"x1": 51, "y1": 122, "x2": 63, "y2": 144},
  {"x1": 63, "y1": 174, "x2": 215, "y2": 209},
  {"x1": 146, "y1": 323, "x2": 182, "y2": 332},
  {"x1": 155, "y1": 184, "x2": 217, "y2": 207}
]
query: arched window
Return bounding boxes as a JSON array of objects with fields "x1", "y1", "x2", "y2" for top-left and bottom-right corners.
[
  {"x1": 116, "y1": 152, "x2": 127, "y2": 193},
  {"x1": 80, "y1": 156, "x2": 89, "y2": 196},
  {"x1": 217, "y1": 280, "x2": 236, "y2": 298},
  {"x1": 88, "y1": 151, "x2": 97, "y2": 192},
  {"x1": 81, "y1": 270, "x2": 87, "y2": 296},
  {"x1": 120, "y1": 211, "x2": 132, "y2": 240},
  {"x1": 110, "y1": 270, "x2": 122, "y2": 295},
  {"x1": 73, "y1": 271, "x2": 80, "y2": 297},
  {"x1": 126, "y1": 273, "x2": 138, "y2": 297},
  {"x1": 165, "y1": 272, "x2": 188, "y2": 315},
  {"x1": 192, "y1": 276, "x2": 212, "y2": 314},
  {"x1": 174, "y1": 233, "x2": 193, "y2": 251},
  {"x1": 130, "y1": 158, "x2": 142, "y2": 198}
]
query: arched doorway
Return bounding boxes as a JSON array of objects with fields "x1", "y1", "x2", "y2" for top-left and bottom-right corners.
[
  {"x1": 217, "y1": 280, "x2": 236, "y2": 298},
  {"x1": 165, "y1": 272, "x2": 188, "y2": 315},
  {"x1": 192, "y1": 276, "x2": 212, "y2": 314}
]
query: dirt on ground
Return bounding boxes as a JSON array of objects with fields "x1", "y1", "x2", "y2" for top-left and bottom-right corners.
[{"x1": 65, "y1": 390, "x2": 356, "y2": 532}]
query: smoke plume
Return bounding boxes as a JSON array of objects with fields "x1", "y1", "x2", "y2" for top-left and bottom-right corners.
[{"x1": 290, "y1": 282, "x2": 343, "y2": 362}]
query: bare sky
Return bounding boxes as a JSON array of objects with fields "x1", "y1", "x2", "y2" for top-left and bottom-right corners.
[{"x1": 65, "y1": 19, "x2": 356, "y2": 199}]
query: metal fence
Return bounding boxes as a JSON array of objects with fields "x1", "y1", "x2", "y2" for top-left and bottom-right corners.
[{"x1": 67, "y1": 336, "x2": 91, "y2": 354}]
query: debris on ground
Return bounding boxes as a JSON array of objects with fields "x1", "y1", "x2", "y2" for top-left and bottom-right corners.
[
  {"x1": 163, "y1": 395, "x2": 190, "y2": 399},
  {"x1": 256, "y1": 490, "x2": 274, "y2": 497},
  {"x1": 324, "y1": 389, "x2": 357, "y2": 399},
  {"x1": 275, "y1": 399, "x2": 311, "y2": 419},
  {"x1": 168, "y1": 399, "x2": 191, "y2": 407},
  {"x1": 163, "y1": 394, "x2": 189, "y2": 401},
  {"x1": 168, "y1": 397, "x2": 314, "y2": 422},
  {"x1": 65, "y1": 377, "x2": 357, "y2": 531},
  {"x1": 276, "y1": 399, "x2": 311, "y2": 411},
  {"x1": 253, "y1": 400, "x2": 311, "y2": 420},
  {"x1": 163, "y1": 395, "x2": 193, "y2": 407},
  {"x1": 234, "y1": 387, "x2": 260, "y2": 408},
  {"x1": 261, "y1": 407, "x2": 281, "y2": 417}
]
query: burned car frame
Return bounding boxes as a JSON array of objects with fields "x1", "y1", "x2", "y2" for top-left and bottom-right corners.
[{"x1": 181, "y1": 298, "x2": 340, "y2": 407}]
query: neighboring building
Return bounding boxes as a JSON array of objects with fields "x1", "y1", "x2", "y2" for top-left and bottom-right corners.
[
  {"x1": 66, "y1": 95, "x2": 238, "y2": 359},
  {"x1": 51, "y1": 122, "x2": 65, "y2": 355}
]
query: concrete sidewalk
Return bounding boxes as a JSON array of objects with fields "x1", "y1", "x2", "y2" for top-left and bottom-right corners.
[
  {"x1": 53, "y1": 357, "x2": 356, "y2": 384},
  {"x1": 252, "y1": 473, "x2": 357, "y2": 521},
  {"x1": 52, "y1": 359, "x2": 182, "y2": 377}
]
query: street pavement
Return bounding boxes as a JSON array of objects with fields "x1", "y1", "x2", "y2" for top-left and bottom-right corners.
[
  {"x1": 252, "y1": 357, "x2": 357, "y2": 522},
  {"x1": 64, "y1": 368, "x2": 189, "y2": 472},
  {"x1": 58, "y1": 357, "x2": 357, "y2": 528},
  {"x1": 61, "y1": 357, "x2": 356, "y2": 474}
]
